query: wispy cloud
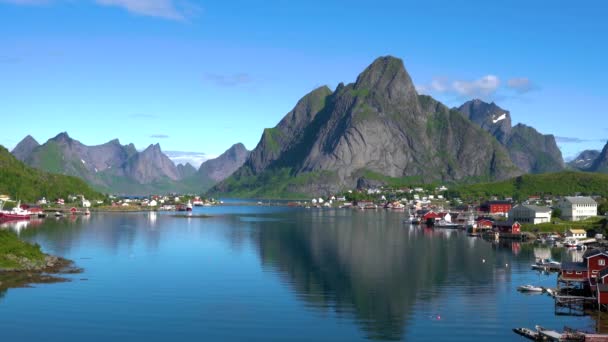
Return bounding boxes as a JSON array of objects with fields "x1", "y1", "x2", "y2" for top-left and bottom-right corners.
[
  {"x1": 507, "y1": 77, "x2": 537, "y2": 94},
  {"x1": 416, "y1": 75, "x2": 538, "y2": 102},
  {"x1": 556, "y1": 136, "x2": 606, "y2": 144},
  {"x1": 1, "y1": 0, "x2": 199, "y2": 21},
  {"x1": 95, "y1": 0, "x2": 198, "y2": 21},
  {"x1": 150, "y1": 134, "x2": 169, "y2": 139},
  {"x1": 416, "y1": 75, "x2": 501, "y2": 100},
  {"x1": 203, "y1": 73, "x2": 253, "y2": 87},
  {"x1": 0, "y1": 0, "x2": 50, "y2": 4}
]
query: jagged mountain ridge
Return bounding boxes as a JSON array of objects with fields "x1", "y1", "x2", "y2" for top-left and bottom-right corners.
[
  {"x1": 13, "y1": 133, "x2": 184, "y2": 194},
  {"x1": 213, "y1": 56, "x2": 522, "y2": 196},
  {"x1": 568, "y1": 150, "x2": 601, "y2": 170},
  {"x1": 456, "y1": 100, "x2": 564, "y2": 174}
]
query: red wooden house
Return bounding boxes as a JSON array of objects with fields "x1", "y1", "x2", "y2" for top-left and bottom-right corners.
[
  {"x1": 494, "y1": 221, "x2": 521, "y2": 234},
  {"x1": 560, "y1": 261, "x2": 588, "y2": 281},
  {"x1": 584, "y1": 250, "x2": 608, "y2": 284},
  {"x1": 477, "y1": 219, "x2": 493, "y2": 229},
  {"x1": 480, "y1": 201, "x2": 512, "y2": 214},
  {"x1": 422, "y1": 211, "x2": 442, "y2": 225}
]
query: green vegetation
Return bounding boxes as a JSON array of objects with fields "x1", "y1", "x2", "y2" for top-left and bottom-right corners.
[
  {"x1": 0, "y1": 145, "x2": 102, "y2": 202},
  {"x1": 355, "y1": 169, "x2": 425, "y2": 188},
  {"x1": 263, "y1": 128, "x2": 284, "y2": 154},
  {"x1": 521, "y1": 216, "x2": 607, "y2": 233},
  {"x1": 449, "y1": 171, "x2": 608, "y2": 201},
  {"x1": 211, "y1": 168, "x2": 339, "y2": 199},
  {"x1": 0, "y1": 230, "x2": 46, "y2": 270}
]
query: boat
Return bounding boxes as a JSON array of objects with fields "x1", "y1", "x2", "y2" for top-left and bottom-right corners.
[
  {"x1": 186, "y1": 200, "x2": 193, "y2": 212},
  {"x1": 531, "y1": 258, "x2": 561, "y2": 271},
  {"x1": 403, "y1": 209, "x2": 415, "y2": 224},
  {"x1": 512, "y1": 327, "x2": 539, "y2": 340},
  {"x1": 517, "y1": 284, "x2": 544, "y2": 292},
  {"x1": 434, "y1": 219, "x2": 460, "y2": 229},
  {"x1": 54, "y1": 211, "x2": 64, "y2": 217},
  {"x1": 0, "y1": 201, "x2": 31, "y2": 220}
]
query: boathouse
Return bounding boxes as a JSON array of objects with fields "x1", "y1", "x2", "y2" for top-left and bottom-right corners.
[
  {"x1": 597, "y1": 284, "x2": 608, "y2": 308},
  {"x1": 560, "y1": 261, "x2": 588, "y2": 281},
  {"x1": 583, "y1": 249, "x2": 608, "y2": 282}
]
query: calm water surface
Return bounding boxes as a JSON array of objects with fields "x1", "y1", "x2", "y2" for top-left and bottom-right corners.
[{"x1": 0, "y1": 205, "x2": 605, "y2": 341}]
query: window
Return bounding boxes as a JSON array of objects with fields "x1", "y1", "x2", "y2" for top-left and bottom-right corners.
[
  {"x1": 600, "y1": 259, "x2": 606, "y2": 266},
  {"x1": 576, "y1": 271, "x2": 582, "y2": 274},
  {"x1": 593, "y1": 270, "x2": 599, "y2": 274}
]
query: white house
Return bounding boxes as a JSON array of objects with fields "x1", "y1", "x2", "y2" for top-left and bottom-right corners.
[
  {"x1": 509, "y1": 204, "x2": 552, "y2": 225},
  {"x1": 149, "y1": 200, "x2": 158, "y2": 207},
  {"x1": 565, "y1": 228, "x2": 587, "y2": 240},
  {"x1": 557, "y1": 196, "x2": 597, "y2": 221}
]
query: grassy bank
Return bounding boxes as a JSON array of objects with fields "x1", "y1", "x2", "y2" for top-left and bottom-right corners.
[
  {"x1": 521, "y1": 216, "x2": 607, "y2": 233},
  {"x1": 0, "y1": 230, "x2": 47, "y2": 270}
]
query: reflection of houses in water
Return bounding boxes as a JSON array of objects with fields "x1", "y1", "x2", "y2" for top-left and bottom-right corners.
[{"x1": 148, "y1": 211, "x2": 157, "y2": 225}]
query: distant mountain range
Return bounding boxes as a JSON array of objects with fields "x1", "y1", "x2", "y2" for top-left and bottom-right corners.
[
  {"x1": 568, "y1": 142, "x2": 608, "y2": 173},
  {"x1": 11, "y1": 133, "x2": 249, "y2": 194},
  {"x1": 10, "y1": 55, "x2": 605, "y2": 197},
  {"x1": 0, "y1": 145, "x2": 101, "y2": 202}
]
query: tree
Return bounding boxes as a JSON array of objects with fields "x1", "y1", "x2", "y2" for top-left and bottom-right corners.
[{"x1": 552, "y1": 208, "x2": 562, "y2": 219}]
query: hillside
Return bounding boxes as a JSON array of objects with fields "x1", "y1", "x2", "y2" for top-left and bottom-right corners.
[
  {"x1": 211, "y1": 56, "x2": 521, "y2": 198},
  {"x1": 449, "y1": 171, "x2": 608, "y2": 201},
  {"x1": 0, "y1": 145, "x2": 102, "y2": 202}
]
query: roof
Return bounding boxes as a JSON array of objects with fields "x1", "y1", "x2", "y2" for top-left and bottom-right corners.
[
  {"x1": 561, "y1": 261, "x2": 587, "y2": 272},
  {"x1": 511, "y1": 204, "x2": 552, "y2": 213},
  {"x1": 583, "y1": 249, "x2": 607, "y2": 259},
  {"x1": 568, "y1": 229, "x2": 587, "y2": 235},
  {"x1": 599, "y1": 268, "x2": 608, "y2": 279},
  {"x1": 564, "y1": 196, "x2": 597, "y2": 206},
  {"x1": 597, "y1": 284, "x2": 608, "y2": 292}
]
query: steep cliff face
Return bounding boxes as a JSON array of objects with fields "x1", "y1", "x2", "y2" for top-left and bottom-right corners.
[
  {"x1": 11, "y1": 135, "x2": 39, "y2": 162},
  {"x1": 215, "y1": 56, "x2": 521, "y2": 196},
  {"x1": 177, "y1": 163, "x2": 197, "y2": 179},
  {"x1": 198, "y1": 143, "x2": 250, "y2": 182},
  {"x1": 456, "y1": 100, "x2": 564, "y2": 174},
  {"x1": 506, "y1": 124, "x2": 564, "y2": 173}
]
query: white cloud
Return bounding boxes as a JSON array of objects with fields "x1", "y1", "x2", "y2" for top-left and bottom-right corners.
[
  {"x1": 417, "y1": 75, "x2": 500, "y2": 99},
  {"x1": 1, "y1": 0, "x2": 199, "y2": 21},
  {"x1": 95, "y1": 0, "x2": 194, "y2": 20},
  {"x1": 150, "y1": 134, "x2": 169, "y2": 139},
  {"x1": 164, "y1": 151, "x2": 215, "y2": 168},
  {"x1": 507, "y1": 77, "x2": 535, "y2": 93}
]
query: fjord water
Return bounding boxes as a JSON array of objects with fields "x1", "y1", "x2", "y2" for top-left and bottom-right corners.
[{"x1": 0, "y1": 206, "x2": 602, "y2": 341}]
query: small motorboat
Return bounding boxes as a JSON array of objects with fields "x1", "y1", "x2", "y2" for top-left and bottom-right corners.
[
  {"x1": 517, "y1": 285, "x2": 544, "y2": 292},
  {"x1": 512, "y1": 327, "x2": 539, "y2": 340},
  {"x1": 54, "y1": 211, "x2": 64, "y2": 217}
]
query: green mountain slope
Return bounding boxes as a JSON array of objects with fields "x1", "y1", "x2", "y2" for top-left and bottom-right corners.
[
  {"x1": 449, "y1": 171, "x2": 608, "y2": 201},
  {"x1": 0, "y1": 145, "x2": 102, "y2": 202}
]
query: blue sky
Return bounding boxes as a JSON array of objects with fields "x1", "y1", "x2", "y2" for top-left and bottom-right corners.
[{"x1": 1, "y1": 0, "x2": 607, "y2": 164}]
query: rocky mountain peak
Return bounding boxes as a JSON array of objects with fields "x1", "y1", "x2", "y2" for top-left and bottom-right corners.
[
  {"x1": 11, "y1": 135, "x2": 40, "y2": 161},
  {"x1": 51, "y1": 132, "x2": 72, "y2": 143},
  {"x1": 198, "y1": 143, "x2": 251, "y2": 182},
  {"x1": 353, "y1": 56, "x2": 418, "y2": 107},
  {"x1": 589, "y1": 141, "x2": 608, "y2": 173},
  {"x1": 457, "y1": 99, "x2": 511, "y2": 144}
]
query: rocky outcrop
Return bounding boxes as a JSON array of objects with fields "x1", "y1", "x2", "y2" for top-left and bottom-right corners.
[
  {"x1": 125, "y1": 143, "x2": 180, "y2": 183},
  {"x1": 457, "y1": 100, "x2": 511, "y2": 144},
  {"x1": 216, "y1": 56, "x2": 521, "y2": 196},
  {"x1": 177, "y1": 163, "x2": 197, "y2": 179}
]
